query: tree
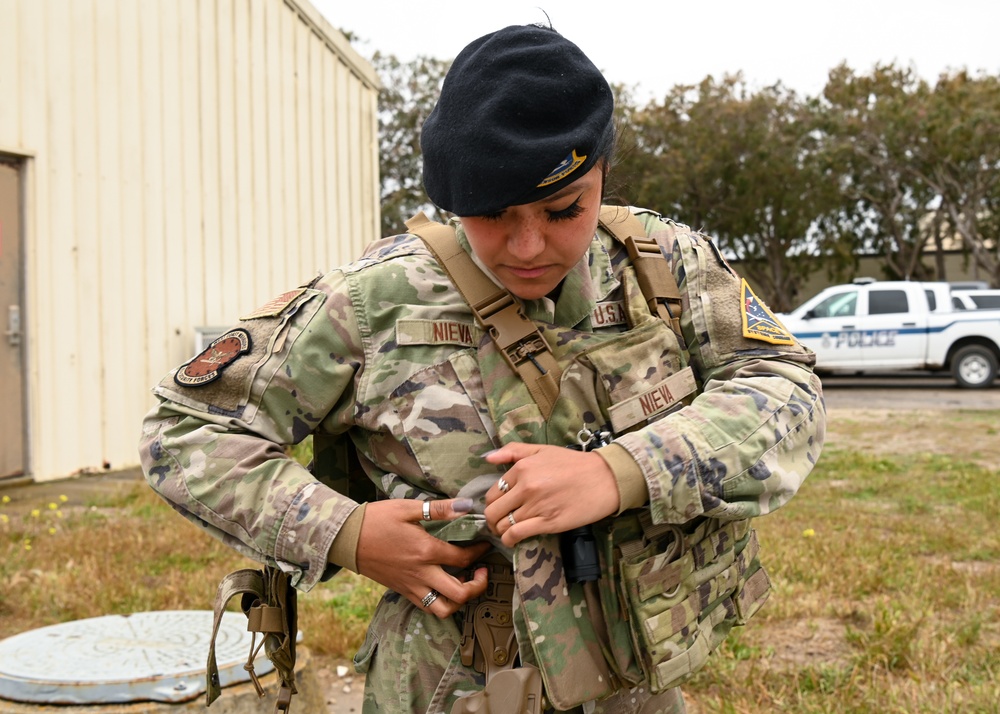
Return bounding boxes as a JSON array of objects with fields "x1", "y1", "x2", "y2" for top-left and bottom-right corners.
[
  {"x1": 912, "y1": 71, "x2": 1000, "y2": 286},
  {"x1": 812, "y1": 64, "x2": 938, "y2": 282},
  {"x1": 618, "y1": 76, "x2": 834, "y2": 311},
  {"x1": 372, "y1": 52, "x2": 451, "y2": 236}
]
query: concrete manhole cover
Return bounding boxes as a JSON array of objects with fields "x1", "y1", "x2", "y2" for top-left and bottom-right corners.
[{"x1": 0, "y1": 610, "x2": 272, "y2": 704}]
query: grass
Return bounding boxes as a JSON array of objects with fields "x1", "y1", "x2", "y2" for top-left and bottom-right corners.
[{"x1": 2, "y1": 412, "x2": 999, "y2": 712}]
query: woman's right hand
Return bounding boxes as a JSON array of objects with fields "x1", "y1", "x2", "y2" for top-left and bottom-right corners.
[{"x1": 355, "y1": 498, "x2": 492, "y2": 618}]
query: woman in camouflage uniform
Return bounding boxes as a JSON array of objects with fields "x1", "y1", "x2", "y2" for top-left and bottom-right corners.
[{"x1": 140, "y1": 23, "x2": 825, "y2": 714}]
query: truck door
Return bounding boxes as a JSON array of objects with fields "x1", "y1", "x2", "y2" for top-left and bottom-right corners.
[
  {"x1": 859, "y1": 287, "x2": 926, "y2": 368},
  {"x1": 797, "y1": 287, "x2": 865, "y2": 369}
]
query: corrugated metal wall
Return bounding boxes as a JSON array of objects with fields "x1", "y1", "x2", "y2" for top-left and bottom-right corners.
[{"x1": 0, "y1": 0, "x2": 381, "y2": 481}]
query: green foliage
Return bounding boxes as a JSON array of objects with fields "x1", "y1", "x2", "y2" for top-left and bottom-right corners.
[
  {"x1": 616, "y1": 75, "x2": 840, "y2": 311},
  {"x1": 371, "y1": 52, "x2": 451, "y2": 236},
  {"x1": 363, "y1": 47, "x2": 1000, "y2": 301}
]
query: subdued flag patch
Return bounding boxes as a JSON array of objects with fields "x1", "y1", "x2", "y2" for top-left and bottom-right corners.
[
  {"x1": 241, "y1": 288, "x2": 306, "y2": 320},
  {"x1": 174, "y1": 329, "x2": 252, "y2": 386},
  {"x1": 741, "y1": 279, "x2": 794, "y2": 345}
]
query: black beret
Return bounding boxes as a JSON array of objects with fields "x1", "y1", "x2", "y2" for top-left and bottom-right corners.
[{"x1": 420, "y1": 25, "x2": 614, "y2": 216}]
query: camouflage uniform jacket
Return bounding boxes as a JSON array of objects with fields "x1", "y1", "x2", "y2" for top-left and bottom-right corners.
[{"x1": 139, "y1": 206, "x2": 826, "y2": 712}]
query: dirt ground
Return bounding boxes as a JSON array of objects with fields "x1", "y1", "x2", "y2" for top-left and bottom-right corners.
[{"x1": 822, "y1": 407, "x2": 1000, "y2": 470}]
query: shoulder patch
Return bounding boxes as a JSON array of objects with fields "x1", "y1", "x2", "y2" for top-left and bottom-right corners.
[
  {"x1": 741, "y1": 280, "x2": 795, "y2": 345},
  {"x1": 240, "y1": 288, "x2": 306, "y2": 320},
  {"x1": 174, "y1": 329, "x2": 252, "y2": 387}
]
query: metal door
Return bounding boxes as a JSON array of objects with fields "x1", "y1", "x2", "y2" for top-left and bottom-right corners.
[{"x1": 0, "y1": 158, "x2": 25, "y2": 479}]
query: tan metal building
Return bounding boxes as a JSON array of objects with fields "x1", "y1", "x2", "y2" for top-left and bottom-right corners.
[{"x1": 0, "y1": 0, "x2": 381, "y2": 482}]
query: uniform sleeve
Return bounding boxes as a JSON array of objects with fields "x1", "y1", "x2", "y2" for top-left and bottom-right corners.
[
  {"x1": 138, "y1": 274, "x2": 365, "y2": 591},
  {"x1": 612, "y1": 217, "x2": 826, "y2": 525}
]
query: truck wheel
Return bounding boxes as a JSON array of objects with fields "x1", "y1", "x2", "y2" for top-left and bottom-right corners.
[{"x1": 951, "y1": 345, "x2": 999, "y2": 389}]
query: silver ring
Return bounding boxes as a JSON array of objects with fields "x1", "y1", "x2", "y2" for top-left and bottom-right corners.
[
  {"x1": 498, "y1": 477, "x2": 509, "y2": 493},
  {"x1": 507, "y1": 512, "x2": 517, "y2": 527},
  {"x1": 422, "y1": 500, "x2": 432, "y2": 521},
  {"x1": 421, "y1": 589, "x2": 440, "y2": 608}
]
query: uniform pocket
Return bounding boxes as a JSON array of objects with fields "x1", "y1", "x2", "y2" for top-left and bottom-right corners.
[
  {"x1": 387, "y1": 351, "x2": 500, "y2": 497},
  {"x1": 697, "y1": 376, "x2": 796, "y2": 450},
  {"x1": 353, "y1": 593, "x2": 392, "y2": 675},
  {"x1": 577, "y1": 320, "x2": 693, "y2": 435}
]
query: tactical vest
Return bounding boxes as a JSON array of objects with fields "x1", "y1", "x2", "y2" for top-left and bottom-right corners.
[{"x1": 404, "y1": 207, "x2": 771, "y2": 709}]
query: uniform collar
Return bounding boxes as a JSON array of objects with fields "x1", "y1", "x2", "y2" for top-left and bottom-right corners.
[{"x1": 452, "y1": 222, "x2": 620, "y2": 328}]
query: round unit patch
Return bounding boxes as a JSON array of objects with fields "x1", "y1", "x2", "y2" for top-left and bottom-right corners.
[{"x1": 175, "y1": 329, "x2": 252, "y2": 387}]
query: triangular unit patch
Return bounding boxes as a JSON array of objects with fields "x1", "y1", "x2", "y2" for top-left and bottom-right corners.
[{"x1": 741, "y1": 279, "x2": 795, "y2": 345}]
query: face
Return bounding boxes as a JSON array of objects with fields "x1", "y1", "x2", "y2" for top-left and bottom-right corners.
[{"x1": 459, "y1": 164, "x2": 604, "y2": 300}]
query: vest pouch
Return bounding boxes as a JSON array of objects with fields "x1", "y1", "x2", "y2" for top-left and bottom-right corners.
[
  {"x1": 616, "y1": 517, "x2": 770, "y2": 693},
  {"x1": 589, "y1": 518, "x2": 646, "y2": 688}
]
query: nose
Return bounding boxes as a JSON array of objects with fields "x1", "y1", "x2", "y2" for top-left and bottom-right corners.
[{"x1": 506, "y1": 215, "x2": 545, "y2": 261}]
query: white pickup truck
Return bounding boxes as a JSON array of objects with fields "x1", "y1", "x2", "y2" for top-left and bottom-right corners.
[{"x1": 779, "y1": 279, "x2": 1000, "y2": 388}]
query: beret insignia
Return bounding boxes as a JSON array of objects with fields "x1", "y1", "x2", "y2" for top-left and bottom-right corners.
[
  {"x1": 174, "y1": 329, "x2": 252, "y2": 387},
  {"x1": 537, "y1": 149, "x2": 587, "y2": 188}
]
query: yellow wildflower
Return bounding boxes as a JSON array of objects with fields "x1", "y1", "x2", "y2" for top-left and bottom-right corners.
[
  {"x1": 802, "y1": 528, "x2": 816, "y2": 538},
  {"x1": 0, "y1": 514, "x2": 8, "y2": 524},
  {"x1": 59, "y1": 495, "x2": 68, "y2": 502},
  {"x1": 48, "y1": 527, "x2": 57, "y2": 535},
  {"x1": 1, "y1": 495, "x2": 10, "y2": 504},
  {"x1": 48, "y1": 502, "x2": 58, "y2": 510},
  {"x1": 30, "y1": 509, "x2": 41, "y2": 518}
]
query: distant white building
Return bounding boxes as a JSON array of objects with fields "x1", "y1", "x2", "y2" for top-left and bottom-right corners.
[{"x1": 0, "y1": 0, "x2": 381, "y2": 482}]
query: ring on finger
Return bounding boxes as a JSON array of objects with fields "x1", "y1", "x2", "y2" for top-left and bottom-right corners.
[
  {"x1": 498, "y1": 476, "x2": 510, "y2": 493},
  {"x1": 507, "y1": 512, "x2": 517, "y2": 527},
  {"x1": 422, "y1": 500, "x2": 432, "y2": 521},
  {"x1": 421, "y1": 589, "x2": 440, "y2": 608}
]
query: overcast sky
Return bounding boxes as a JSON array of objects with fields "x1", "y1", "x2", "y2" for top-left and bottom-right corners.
[{"x1": 312, "y1": 0, "x2": 1000, "y2": 101}]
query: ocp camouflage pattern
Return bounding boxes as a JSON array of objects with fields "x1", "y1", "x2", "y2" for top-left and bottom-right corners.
[{"x1": 139, "y1": 207, "x2": 826, "y2": 713}]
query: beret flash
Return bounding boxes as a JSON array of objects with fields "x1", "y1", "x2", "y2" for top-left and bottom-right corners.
[{"x1": 420, "y1": 24, "x2": 614, "y2": 216}]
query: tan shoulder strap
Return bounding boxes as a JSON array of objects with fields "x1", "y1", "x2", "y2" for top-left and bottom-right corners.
[
  {"x1": 598, "y1": 206, "x2": 684, "y2": 344},
  {"x1": 405, "y1": 212, "x2": 563, "y2": 419}
]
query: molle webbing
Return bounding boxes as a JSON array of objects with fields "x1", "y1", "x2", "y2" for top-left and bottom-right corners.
[
  {"x1": 405, "y1": 212, "x2": 563, "y2": 419},
  {"x1": 598, "y1": 206, "x2": 685, "y2": 347},
  {"x1": 616, "y1": 514, "x2": 771, "y2": 693}
]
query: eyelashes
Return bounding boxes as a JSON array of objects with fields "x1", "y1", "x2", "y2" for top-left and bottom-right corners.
[
  {"x1": 478, "y1": 194, "x2": 585, "y2": 223},
  {"x1": 547, "y1": 196, "x2": 585, "y2": 221}
]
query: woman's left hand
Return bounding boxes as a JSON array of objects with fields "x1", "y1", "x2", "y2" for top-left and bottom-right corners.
[{"x1": 483, "y1": 443, "x2": 620, "y2": 547}]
